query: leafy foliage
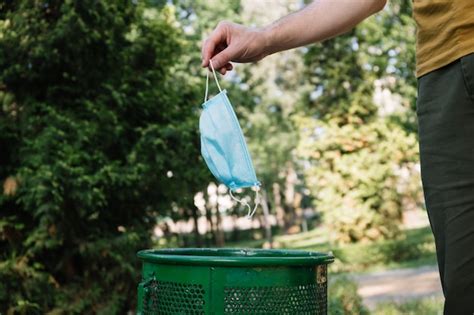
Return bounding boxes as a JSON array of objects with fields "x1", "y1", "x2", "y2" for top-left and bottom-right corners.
[
  {"x1": 297, "y1": 0, "x2": 420, "y2": 242},
  {"x1": 297, "y1": 117, "x2": 419, "y2": 243},
  {"x1": 0, "y1": 1, "x2": 206, "y2": 313},
  {"x1": 328, "y1": 276, "x2": 369, "y2": 315}
]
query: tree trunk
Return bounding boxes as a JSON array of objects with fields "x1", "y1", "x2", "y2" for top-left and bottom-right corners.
[
  {"x1": 191, "y1": 205, "x2": 202, "y2": 247},
  {"x1": 284, "y1": 162, "x2": 299, "y2": 231},
  {"x1": 214, "y1": 207, "x2": 225, "y2": 247},
  {"x1": 294, "y1": 191, "x2": 304, "y2": 231},
  {"x1": 272, "y1": 182, "x2": 286, "y2": 227},
  {"x1": 261, "y1": 189, "x2": 273, "y2": 248},
  {"x1": 205, "y1": 206, "x2": 215, "y2": 246},
  {"x1": 231, "y1": 215, "x2": 240, "y2": 242}
]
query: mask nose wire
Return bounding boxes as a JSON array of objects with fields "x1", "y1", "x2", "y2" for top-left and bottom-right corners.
[
  {"x1": 229, "y1": 187, "x2": 260, "y2": 219},
  {"x1": 204, "y1": 60, "x2": 223, "y2": 102}
]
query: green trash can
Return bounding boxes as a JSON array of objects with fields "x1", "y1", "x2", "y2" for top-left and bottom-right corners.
[{"x1": 137, "y1": 248, "x2": 334, "y2": 314}]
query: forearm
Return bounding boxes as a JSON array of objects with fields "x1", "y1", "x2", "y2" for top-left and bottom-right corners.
[
  {"x1": 201, "y1": 0, "x2": 386, "y2": 72},
  {"x1": 262, "y1": 0, "x2": 387, "y2": 55}
]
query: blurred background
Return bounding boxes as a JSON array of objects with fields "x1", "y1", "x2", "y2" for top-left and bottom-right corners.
[{"x1": 0, "y1": 0, "x2": 443, "y2": 314}]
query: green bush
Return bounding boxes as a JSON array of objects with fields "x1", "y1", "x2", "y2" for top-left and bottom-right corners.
[
  {"x1": 328, "y1": 276, "x2": 369, "y2": 315},
  {"x1": 0, "y1": 1, "x2": 205, "y2": 313},
  {"x1": 298, "y1": 118, "x2": 420, "y2": 244}
]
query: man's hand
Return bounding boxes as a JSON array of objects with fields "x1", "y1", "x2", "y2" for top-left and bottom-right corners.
[
  {"x1": 201, "y1": 21, "x2": 269, "y2": 75},
  {"x1": 201, "y1": 0, "x2": 387, "y2": 74}
]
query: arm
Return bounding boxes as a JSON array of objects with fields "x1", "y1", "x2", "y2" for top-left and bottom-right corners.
[{"x1": 202, "y1": 0, "x2": 387, "y2": 74}]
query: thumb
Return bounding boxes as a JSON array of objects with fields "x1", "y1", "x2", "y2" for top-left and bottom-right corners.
[{"x1": 210, "y1": 46, "x2": 238, "y2": 70}]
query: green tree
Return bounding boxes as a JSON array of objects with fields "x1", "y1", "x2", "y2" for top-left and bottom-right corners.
[
  {"x1": 297, "y1": 117, "x2": 419, "y2": 243},
  {"x1": 297, "y1": 0, "x2": 420, "y2": 243},
  {"x1": 0, "y1": 1, "x2": 206, "y2": 313}
]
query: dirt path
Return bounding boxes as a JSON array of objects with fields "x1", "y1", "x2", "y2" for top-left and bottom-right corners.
[{"x1": 350, "y1": 265, "x2": 443, "y2": 309}]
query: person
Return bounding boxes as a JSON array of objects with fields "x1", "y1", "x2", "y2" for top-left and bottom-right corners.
[{"x1": 201, "y1": 0, "x2": 474, "y2": 314}]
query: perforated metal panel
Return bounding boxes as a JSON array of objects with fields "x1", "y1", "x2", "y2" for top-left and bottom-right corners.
[
  {"x1": 223, "y1": 265, "x2": 328, "y2": 314},
  {"x1": 223, "y1": 283, "x2": 327, "y2": 314},
  {"x1": 143, "y1": 280, "x2": 205, "y2": 315}
]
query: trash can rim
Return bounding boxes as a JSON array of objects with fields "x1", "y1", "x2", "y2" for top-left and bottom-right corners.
[{"x1": 137, "y1": 248, "x2": 334, "y2": 267}]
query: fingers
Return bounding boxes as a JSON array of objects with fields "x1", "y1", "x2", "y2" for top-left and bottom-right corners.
[
  {"x1": 209, "y1": 62, "x2": 233, "y2": 76},
  {"x1": 201, "y1": 38, "x2": 216, "y2": 67},
  {"x1": 223, "y1": 63, "x2": 233, "y2": 74},
  {"x1": 202, "y1": 21, "x2": 239, "y2": 74},
  {"x1": 218, "y1": 63, "x2": 233, "y2": 75},
  {"x1": 201, "y1": 22, "x2": 229, "y2": 68}
]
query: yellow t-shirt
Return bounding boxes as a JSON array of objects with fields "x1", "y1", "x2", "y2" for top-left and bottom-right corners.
[{"x1": 413, "y1": 0, "x2": 474, "y2": 77}]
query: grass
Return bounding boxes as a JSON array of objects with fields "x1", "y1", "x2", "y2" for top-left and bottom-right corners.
[
  {"x1": 228, "y1": 225, "x2": 437, "y2": 273},
  {"x1": 328, "y1": 275, "x2": 444, "y2": 315},
  {"x1": 373, "y1": 296, "x2": 444, "y2": 315}
]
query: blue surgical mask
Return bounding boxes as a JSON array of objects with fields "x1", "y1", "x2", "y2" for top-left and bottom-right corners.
[{"x1": 199, "y1": 61, "x2": 260, "y2": 217}]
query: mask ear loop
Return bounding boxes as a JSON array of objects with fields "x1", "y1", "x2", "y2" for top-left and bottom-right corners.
[
  {"x1": 229, "y1": 187, "x2": 260, "y2": 219},
  {"x1": 204, "y1": 60, "x2": 223, "y2": 102}
]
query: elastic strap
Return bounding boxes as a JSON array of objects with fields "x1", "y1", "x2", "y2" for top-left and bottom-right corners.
[
  {"x1": 230, "y1": 186, "x2": 260, "y2": 219},
  {"x1": 204, "y1": 60, "x2": 223, "y2": 102}
]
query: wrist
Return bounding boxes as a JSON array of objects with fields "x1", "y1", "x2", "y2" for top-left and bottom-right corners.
[{"x1": 260, "y1": 25, "x2": 278, "y2": 56}]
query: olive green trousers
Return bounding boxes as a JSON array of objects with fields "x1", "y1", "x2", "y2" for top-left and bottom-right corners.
[{"x1": 417, "y1": 53, "x2": 474, "y2": 315}]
